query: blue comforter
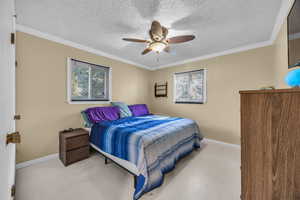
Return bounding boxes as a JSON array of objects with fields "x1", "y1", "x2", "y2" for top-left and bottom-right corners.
[{"x1": 90, "y1": 115, "x2": 203, "y2": 199}]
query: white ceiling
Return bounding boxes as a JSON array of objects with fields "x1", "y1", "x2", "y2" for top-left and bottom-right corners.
[{"x1": 16, "y1": 0, "x2": 289, "y2": 69}]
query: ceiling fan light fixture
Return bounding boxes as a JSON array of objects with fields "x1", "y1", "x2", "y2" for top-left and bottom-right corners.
[
  {"x1": 122, "y1": 21, "x2": 195, "y2": 56},
  {"x1": 149, "y1": 42, "x2": 167, "y2": 53}
]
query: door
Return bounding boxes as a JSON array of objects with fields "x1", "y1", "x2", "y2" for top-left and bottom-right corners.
[{"x1": 0, "y1": 0, "x2": 16, "y2": 199}]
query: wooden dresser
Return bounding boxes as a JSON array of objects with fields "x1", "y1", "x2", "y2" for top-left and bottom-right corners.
[
  {"x1": 59, "y1": 128, "x2": 89, "y2": 166},
  {"x1": 240, "y1": 88, "x2": 300, "y2": 200}
]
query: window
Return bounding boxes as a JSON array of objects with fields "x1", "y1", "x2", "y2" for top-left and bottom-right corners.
[
  {"x1": 67, "y1": 58, "x2": 111, "y2": 103},
  {"x1": 173, "y1": 69, "x2": 207, "y2": 104}
]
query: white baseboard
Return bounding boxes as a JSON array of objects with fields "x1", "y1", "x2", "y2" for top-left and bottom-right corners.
[
  {"x1": 204, "y1": 138, "x2": 241, "y2": 149},
  {"x1": 16, "y1": 138, "x2": 240, "y2": 169},
  {"x1": 16, "y1": 153, "x2": 59, "y2": 169}
]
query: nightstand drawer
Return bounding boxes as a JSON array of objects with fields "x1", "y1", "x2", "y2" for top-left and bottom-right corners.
[
  {"x1": 65, "y1": 135, "x2": 89, "y2": 150},
  {"x1": 65, "y1": 146, "x2": 89, "y2": 165},
  {"x1": 59, "y1": 128, "x2": 90, "y2": 166}
]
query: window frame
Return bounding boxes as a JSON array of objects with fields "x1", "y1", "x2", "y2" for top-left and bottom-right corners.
[
  {"x1": 67, "y1": 58, "x2": 112, "y2": 104},
  {"x1": 173, "y1": 69, "x2": 207, "y2": 104}
]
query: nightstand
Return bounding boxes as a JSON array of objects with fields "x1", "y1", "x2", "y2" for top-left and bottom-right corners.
[{"x1": 59, "y1": 128, "x2": 89, "y2": 166}]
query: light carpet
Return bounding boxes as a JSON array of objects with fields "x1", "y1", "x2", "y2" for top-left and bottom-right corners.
[{"x1": 16, "y1": 140, "x2": 240, "y2": 200}]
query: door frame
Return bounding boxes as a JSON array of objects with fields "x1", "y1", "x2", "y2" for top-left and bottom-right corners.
[{"x1": 0, "y1": 0, "x2": 16, "y2": 199}]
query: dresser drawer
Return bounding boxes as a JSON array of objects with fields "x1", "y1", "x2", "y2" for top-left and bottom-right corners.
[
  {"x1": 65, "y1": 135, "x2": 89, "y2": 150},
  {"x1": 64, "y1": 146, "x2": 89, "y2": 166}
]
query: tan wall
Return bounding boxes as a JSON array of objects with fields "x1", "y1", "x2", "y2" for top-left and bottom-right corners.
[
  {"x1": 16, "y1": 20, "x2": 291, "y2": 162},
  {"x1": 16, "y1": 32, "x2": 151, "y2": 163},
  {"x1": 149, "y1": 21, "x2": 293, "y2": 145},
  {"x1": 274, "y1": 22, "x2": 290, "y2": 88},
  {"x1": 149, "y1": 46, "x2": 276, "y2": 145}
]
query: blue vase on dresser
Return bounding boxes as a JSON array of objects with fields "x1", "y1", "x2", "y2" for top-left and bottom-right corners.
[{"x1": 285, "y1": 67, "x2": 300, "y2": 87}]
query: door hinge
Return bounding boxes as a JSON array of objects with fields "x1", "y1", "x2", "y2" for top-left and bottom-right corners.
[
  {"x1": 11, "y1": 185, "x2": 16, "y2": 197},
  {"x1": 6, "y1": 132, "x2": 21, "y2": 145},
  {"x1": 14, "y1": 115, "x2": 21, "y2": 120},
  {"x1": 11, "y1": 33, "x2": 15, "y2": 44},
  {"x1": 15, "y1": 61, "x2": 18, "y2": 68}
]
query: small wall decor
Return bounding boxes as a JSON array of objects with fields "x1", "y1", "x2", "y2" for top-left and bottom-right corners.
[
  {"x1": 174, "y1": 69, "x2": 207, "y2": 104},
  {"x1": 154, "y1": 82, "x2": 168, "y2": 97}
]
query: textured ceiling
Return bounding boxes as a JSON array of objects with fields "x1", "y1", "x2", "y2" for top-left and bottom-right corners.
[{"x1": 16, "y1": 0, "x2": 284, "y2": 69}]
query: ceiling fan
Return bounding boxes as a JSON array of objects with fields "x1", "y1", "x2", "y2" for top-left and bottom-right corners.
[{"x1": 122, "y1": 21, "x2": 195, "y2": 55}]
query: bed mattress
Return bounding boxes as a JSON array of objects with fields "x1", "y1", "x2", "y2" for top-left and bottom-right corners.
[
  {"x1": 88, "y1": 115, "x2": 203, "y2": 200},
  {"x1": 84, "y1": 128, "x2": 139, "y2": 175}
]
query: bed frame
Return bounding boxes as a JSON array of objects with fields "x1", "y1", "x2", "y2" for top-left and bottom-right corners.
[
  {"x1": 90, "y1": 143, "x2": 203, "y2": 191},
  {"x1": 90, "y1": 144, "x2": 138, "y2": 188},
  {"x1": 88, "y1": 130, "x2": 204, "y2": 192}
]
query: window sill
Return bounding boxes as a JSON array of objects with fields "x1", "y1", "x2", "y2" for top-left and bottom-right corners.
[{"x1": 66, "y1": 100, "x2": 111, "y2": 105}]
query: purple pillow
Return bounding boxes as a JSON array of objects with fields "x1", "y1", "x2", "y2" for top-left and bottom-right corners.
[
  {"x1": 128, "y1": 104, "x2": 150, "y2": 117},
  {"x1": 85, "y1": 106, "x2": 120, "y2": 123}
]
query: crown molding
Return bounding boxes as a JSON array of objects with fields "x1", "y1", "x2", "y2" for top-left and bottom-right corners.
[
  {"x1": 15, "y1": 25, "x2": 273, "y2": 71},
  {"x1": 270, "y1": 0, "x2": 295, "y2": 43},
  {"x1": 16, "y1": 0, "x2": 293, "y2": 71},
  {"x1": 16, "y1": 24, "x2": 152, "y2": 71},
  {"x1": 154, "y1": 0, "x2": 293, "y2": 70},
  {"x1": 154, "y1": 40, "x2": 273, "y2": 70}
]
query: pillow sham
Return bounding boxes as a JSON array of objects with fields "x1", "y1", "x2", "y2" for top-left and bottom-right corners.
[
  {"x1": 111, "y1": 102, "x2": 132, "y2": 118},
  {"x1": 80, "y1": 111, "x2": 93, "y2": 128},
  {"x1": 128, "y1": 104, "x2": 150, "y2": 117},
  {"x1": 85, "y1": 106, "x2": 120, "y2": 124}
]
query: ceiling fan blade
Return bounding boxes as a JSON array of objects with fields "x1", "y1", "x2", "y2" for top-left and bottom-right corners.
[
  {"x1": 167, "y1": 35, "x2": 195, "y2": 44},
  {"x1": 122, "y1": 38, "x2": 148, "y2": 43},
  {"x1": 142, "y1": 48, "x2": 152, "y2": 55},
  {"x1": 150, "y1": 20, "x2": 164, "y2": 41},
  {"x1": 162, "y1": 26, "x2": 169, "y2": 39},
  {"x1": 151, "y1": 21, "x2": 162, "y2": 34}
]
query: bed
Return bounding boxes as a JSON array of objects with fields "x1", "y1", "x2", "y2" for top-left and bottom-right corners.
[
  {"x1": 82, "y1": 105, "x2": 203, "y2": 200},
  {"x1": 85, "y1": 128, "x2": 140, "y2": 175}
]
